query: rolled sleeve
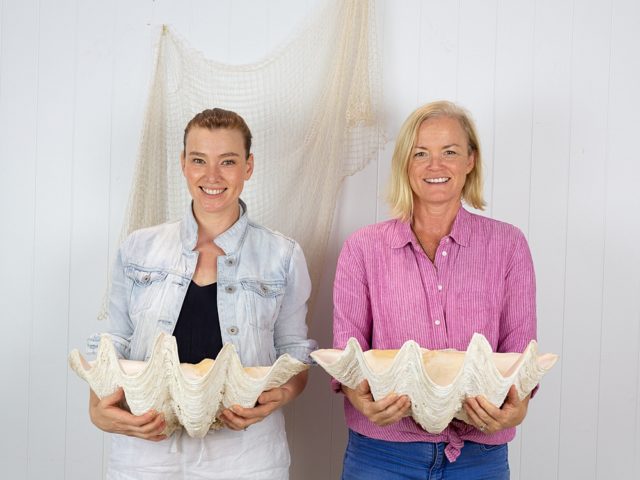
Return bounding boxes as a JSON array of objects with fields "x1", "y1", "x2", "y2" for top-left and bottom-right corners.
[
  {"x1": 274, "y1": 242, "x2": 318, "y2": 363},
  {"x1": 86, "y1": 245, "x2": 133, "y2": 360},
  {"x1": 333, "y1": 237, "x2": 373, "y2": 351},
  {"x1": 498, "y1": 229, "x2": 537, "y2": 353}
]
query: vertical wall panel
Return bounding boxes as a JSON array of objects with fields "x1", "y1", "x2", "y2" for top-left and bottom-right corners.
[
  {"x1": 27, "y1": 1, "x2": 77, "y2": 478},
  {"x1": 491, "y1": 0, "x2": 534, "y2": 232},
  {"x1": 558, "y1": 1, "x2": 612, "y2": 479},
  {"x1": 491, "y1": 3, "x2": 535, "y2": 473},
  {"x1": 595, "y1": 0, "x2": 640, "y2": 477},
  {"x1": 64, "y1": 1, "x2": 118, "y2": 479},
  {"x1": 227, "y1": 0, "x2": 269, "y2": 62},
  {"x1": 108, "y1": 0, "x2": 154, "y2": 255},
  {"x1": 151, "y1": 0, "x2": 191, "y2": 42},
  {"x1": 456, "y1": 0, "x2": 497, "y2": 217},
  {"x1": 282, "y1": 0, "x2": 345, "y2": 474},
  {"x1": 376, "y1": 0, "x2": 421, "y2": 220},
  {"x1": 636, "y1": 329, "x2": 640, "y2": 479},
  {"x1": 520, "y1": 1, "x2": 573, "y2": 479},
  {"x1": 189, "y1": 0, "x2": 232, "y2": 62},
  {"x1": 417, "y1": 0, "x2": 459, "y2": 103},
  {"x1": 0, "y1": 1, "x2": 39, "y2": 478}
]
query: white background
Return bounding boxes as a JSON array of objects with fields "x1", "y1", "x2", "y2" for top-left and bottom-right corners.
[{"x1": 1, "y1": 0, "x2": 639, "y2": 479}]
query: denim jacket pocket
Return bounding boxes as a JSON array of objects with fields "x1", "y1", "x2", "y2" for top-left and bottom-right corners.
[
  {"x1": 125, "y1": 266, "x2": 168, "y2": 315},
  {"x1": 241, "y1": 280, "x2": 286, "y2": 331}
]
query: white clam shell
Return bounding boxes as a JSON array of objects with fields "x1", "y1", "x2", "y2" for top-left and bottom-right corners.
[
  {"x1": 311, "y1": 333, "x2": 558, "y2": 434},
  {"x1": 69, "y1": 333, "x2": 309, "y2": 437}
]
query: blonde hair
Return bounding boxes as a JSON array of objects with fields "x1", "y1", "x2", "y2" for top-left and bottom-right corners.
[{"x1": 387, "y1": 101, "x2": 486, "y2": 221}]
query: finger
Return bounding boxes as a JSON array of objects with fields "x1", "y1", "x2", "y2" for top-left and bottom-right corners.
[
  {"x1": 124, "y1": 409, "x2": 162, "y2": 428},
  {"x1": 475, "y1": 395, "x2": 502, "y2": 419},
  {"x1": 374, "y1": 396, "x2": 411, "y2": 426},
  {"x1": 221, "y1": 408, "x2": 254, "y2": 431},
  {"x1": 463, "y1": 400, "x2": 486, "y2": 430},
  {"x1": 219, "y1": 409, "x2": 243, "y2": 430},
  {"x1": 133, "y1": 411, "x2": 166, "y2": 435},
  {"x1": 232, "y1": 403, "x2": 275, "y2": 420},
  {"x1": 369, "y1": 392, "x2": 402, "y2": 413}
]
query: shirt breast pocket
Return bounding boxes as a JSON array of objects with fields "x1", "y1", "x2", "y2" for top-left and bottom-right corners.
[
  {"x1": 241, "y1": 280, "x2": 286, "y2": 331},
  {"x1": 125, "y1": 267, "x2": 168, "y2": 316},
  {"x1": 447, "y1": 286, "x2": 501, "y2": 331}
]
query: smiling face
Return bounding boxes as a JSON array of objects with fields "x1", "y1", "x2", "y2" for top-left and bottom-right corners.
[
  {"x1": 408, "y1": 116, "x2": 475, "y2": 210},
  {"x1": 180, "y1": 127, "x2": 254, "y2": 221}
]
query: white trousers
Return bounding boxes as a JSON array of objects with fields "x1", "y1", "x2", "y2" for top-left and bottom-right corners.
[{"x1": 107, "y1": 411, "x2": 289, "y2": 480}]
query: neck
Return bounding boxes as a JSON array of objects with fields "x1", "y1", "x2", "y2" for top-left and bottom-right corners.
[
  {"x1": 411, "y1": 199, "x2": 461, "y2": 238},
  {"x1": 192, "y1": 203, "x2": 240, "y2": 243}
]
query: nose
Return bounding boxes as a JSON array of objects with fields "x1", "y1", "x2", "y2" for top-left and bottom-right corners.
[
  {"x1": 425, "y1": 153, "x2": 443, "y2": 169},
  {"x1": 204, "y1": 162, "x2": 221, "y2": 181}
]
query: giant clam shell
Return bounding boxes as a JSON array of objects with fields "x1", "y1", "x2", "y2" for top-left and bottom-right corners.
[
  {"x1": 311, "y1": 333, "x2": 558, "y2": 434},
  {"x1": 69, "y1": 333, "x2": 308, "y2": 437}
]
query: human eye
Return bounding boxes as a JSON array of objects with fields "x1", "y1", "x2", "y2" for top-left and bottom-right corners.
[
  {"x1": 413, "y1": 151, "x2": 427, "y2": 159},
  {"x1": 221, "y1": 158, "x2": 237, "y2": 166},
  {"x1": 443, "y1": 150, "x2": 458, "y2": 157},
  {"x1": 191, "y1": 157, "x2": 205, "y2": 165}
]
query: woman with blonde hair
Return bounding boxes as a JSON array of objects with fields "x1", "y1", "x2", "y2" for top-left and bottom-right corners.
[{"x1": 332, "y1": 101, "x2": 536, "y2": 479}]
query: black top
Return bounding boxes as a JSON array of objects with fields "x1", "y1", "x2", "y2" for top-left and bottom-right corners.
[{"x1": 173, "y1": 281, "x2": 223, "y2": 364}]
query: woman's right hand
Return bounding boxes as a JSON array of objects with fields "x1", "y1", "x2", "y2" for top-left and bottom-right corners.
[
  {"x1": 89, "y1": 388, "x2": 167, "y2": 441},
  {"x1": 342, "y1": 380, "x2": 411, "y2": 427}
]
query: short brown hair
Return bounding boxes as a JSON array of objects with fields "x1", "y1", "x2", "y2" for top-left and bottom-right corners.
[
  {"x1": 387, "y1": 101, "x2": 486, "y2": 221},
  {"x1": 183, "y1": 108, "x2": 252, "y2": 157}
]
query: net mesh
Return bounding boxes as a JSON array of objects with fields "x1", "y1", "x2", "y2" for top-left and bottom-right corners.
[{"x1": 100, "y1": 0, "x2": 381, "y2": 319}]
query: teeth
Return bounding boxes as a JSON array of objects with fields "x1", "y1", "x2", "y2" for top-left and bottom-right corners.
[
  {"x1": 202, "y1": 187, "x2": 225, "y2": 195},
  {"x1": 425, "y1": 177, "x2": 449, "y2": 184}
]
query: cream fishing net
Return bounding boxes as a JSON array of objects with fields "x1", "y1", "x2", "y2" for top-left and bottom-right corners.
[{"x1": 100, "y1": 0, "x2": 381, "y2": 319}]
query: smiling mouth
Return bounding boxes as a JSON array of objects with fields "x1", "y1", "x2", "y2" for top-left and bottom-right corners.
[
  {"x1": 424, "y1": 177, "x2": 450, "y2": 184},
  {"x1": 201, "y1": 187, "x2": 226, "y2": 195}
]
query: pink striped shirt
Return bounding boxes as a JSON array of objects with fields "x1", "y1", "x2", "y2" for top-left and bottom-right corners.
[{"x1": 332, "y1": 206, "x2": 536, "y2": 462}]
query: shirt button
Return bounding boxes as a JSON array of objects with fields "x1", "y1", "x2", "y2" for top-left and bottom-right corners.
[
  {"x1": 437, "y1": 285, "x2": 443, "y2": 291},
  {"x1": 225, "y1": 285, "x2": 236, "y2": 294},
  {"x1": 225, "y1": 257, "x2": 235, "y2": 266},
  {"x1": 442, "y1": 251, "x2": 447, "y2": 257},
  {"x1": 434, "y1": 320, "x2": 441, "y2": 326},
  {"x1": 227, "y1": 326, "x2": 239, "y2": 335}
]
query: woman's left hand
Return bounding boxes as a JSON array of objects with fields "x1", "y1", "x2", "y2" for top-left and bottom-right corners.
[
  {"x1": 463, "y1": 385, "x2": 530, "y2": 434},
  {"x1": 219, "y1": 370, "x2": 308, "y2": 431},
  {"x1": 220, "y1": 387, "x2": 291, "y2": 431}
]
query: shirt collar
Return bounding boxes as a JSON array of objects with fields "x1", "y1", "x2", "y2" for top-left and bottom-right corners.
[
  {"x1": 389, "y1": 204, "x2": 472, "y2": 249},
  {"x1": 448, "y1": 206, "x2": 471, "y2": 247},
  {"x1": 180, "y1": 199, "x2": 249, "y2": 253}
]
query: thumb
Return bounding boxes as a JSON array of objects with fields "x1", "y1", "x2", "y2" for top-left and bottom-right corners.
[
  {"x1": 258, "y1": 389, "x2": 279, "y2": 404},
  {"x1": 505, "y1": 385, "x2": 520, "y2": 404},
  {"x1": 356, "y1": 379, "x2": 371, "y2": 395}
]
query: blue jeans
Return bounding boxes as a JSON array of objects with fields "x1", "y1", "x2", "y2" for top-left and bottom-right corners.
[{"x1": 342, "y1": 430, "x2": 509, "y2": 480}]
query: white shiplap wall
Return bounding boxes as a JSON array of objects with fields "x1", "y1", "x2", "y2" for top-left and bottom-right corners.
[{"x1": 0, "y1": 1, "x2": 639, "y2": 479}]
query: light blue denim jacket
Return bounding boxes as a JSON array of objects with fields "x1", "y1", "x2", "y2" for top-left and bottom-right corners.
[{"x1": 87, "y1": 200, "x2": 317, "y2": 366}]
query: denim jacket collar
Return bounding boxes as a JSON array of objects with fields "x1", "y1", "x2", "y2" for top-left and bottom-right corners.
[{"x1": 180, "y1": 199, "x2": 249, "y2": 254}]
